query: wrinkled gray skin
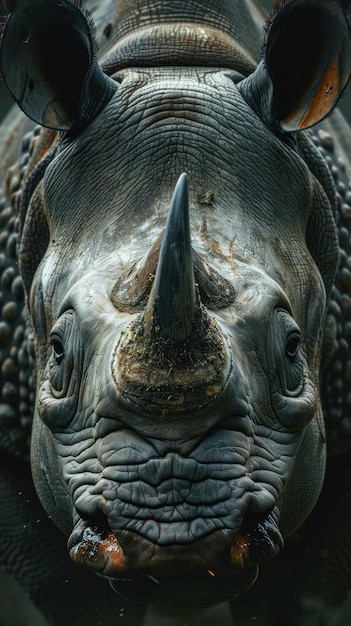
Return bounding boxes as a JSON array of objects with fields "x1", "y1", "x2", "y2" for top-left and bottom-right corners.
[{"x1": 1, "y1": 0, "x2": 351, "y2": 624}]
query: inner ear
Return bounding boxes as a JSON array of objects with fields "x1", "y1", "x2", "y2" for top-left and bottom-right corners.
[
  {"x1": 30, "y1": 10, "x2": 91, "y2": 121},
  {"x1": 0, "y1": 0, "x2": 114, "y2": 130},
  {"x1": 266, "y1": 0, "x2": 351, "y2": 130}
]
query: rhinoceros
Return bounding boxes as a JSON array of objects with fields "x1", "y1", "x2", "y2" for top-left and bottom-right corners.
[{"x1": 1, "y1": 0, "x2": 351, "y2": 624}]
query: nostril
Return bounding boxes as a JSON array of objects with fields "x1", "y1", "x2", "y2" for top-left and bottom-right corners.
[
  {"x1": 80, "y1": 511, "x2": 111, "y2": 537},
  {"x1": 238, "y1": 509, "x2": 283, "y2": 564},
  {"x1": 69, "y1": 511, "x2": 126, "y2": 576}
]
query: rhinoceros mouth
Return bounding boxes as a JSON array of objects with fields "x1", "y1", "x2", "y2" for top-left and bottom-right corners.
[
  {"x1": 108, "y1": 566, "x2": 259, "y2": 609},
  {"x1": 68, "y1": 509, "x2": 282, "y2": 607}
]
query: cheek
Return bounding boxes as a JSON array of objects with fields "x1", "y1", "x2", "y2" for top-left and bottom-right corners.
[
  {"x1": 277, "y1": 415, "x2": 326, "y2": 538},
  {"x1": 31, "y1": 412, "x2": 73, "y2": 535}
]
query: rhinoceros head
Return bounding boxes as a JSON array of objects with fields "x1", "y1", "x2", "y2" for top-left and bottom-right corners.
[{"x1": 1, "y1": 0, "x2": 350, "y2": 609}]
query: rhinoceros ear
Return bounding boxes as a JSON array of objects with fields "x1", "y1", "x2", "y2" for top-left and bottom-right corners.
[
  {"x1": 240, "y1": 0, "x2": 351, "y2": 131},
  {"x1": 0, "y1": 0, "x2": 116, "y2": 130}
]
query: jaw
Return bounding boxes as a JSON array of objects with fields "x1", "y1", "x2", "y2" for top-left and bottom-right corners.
[
  {"x1": 68, "y1": 508, "x2": 283, "y2": 608},
  {"x1": 108, "y1": 567, "x2": 259, "y2": 609}
]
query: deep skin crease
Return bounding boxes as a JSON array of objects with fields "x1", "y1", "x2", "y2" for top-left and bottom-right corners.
[
  {"x1": 1, "y1": 0, "x2": 351, "y2": 622},
  {"x1": 29, "y1": 67, "x2": 327, "y2": 606}
]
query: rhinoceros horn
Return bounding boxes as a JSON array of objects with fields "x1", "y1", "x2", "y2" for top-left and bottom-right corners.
[
  {"x1": 115, "y1": 174, "x2": 230, "y2": 411},
  {"x1": 144, "y1": 172, "x2": 198, "y2": 343}
]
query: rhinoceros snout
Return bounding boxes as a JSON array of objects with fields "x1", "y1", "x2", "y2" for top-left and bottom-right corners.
[{"x1": 66, "y1": 414, "x2": 284, "y2": 609}]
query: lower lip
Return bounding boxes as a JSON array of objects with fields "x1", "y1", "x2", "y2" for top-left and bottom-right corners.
[{"x1": 108, "y1": 566, "x2": 259, "y2": 609}]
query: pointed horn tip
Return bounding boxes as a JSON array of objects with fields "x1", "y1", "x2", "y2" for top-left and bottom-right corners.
[
  {"x1": 173, "y1": 172, "x2": 189, "y2": 201},
  {"x1": 178, "y1": 171, "x2": 188, "y2": 184}
]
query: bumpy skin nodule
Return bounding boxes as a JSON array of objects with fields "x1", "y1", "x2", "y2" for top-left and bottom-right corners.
[
  {"x1": 316, "y1": 126, "x2": 351, "y2": 454},
  {"x1": 1, "y1": 0, "x2": 351, "y2": 624},
  {"x1": 0, "y1": 127, "x2": 39, "y2": 458}
]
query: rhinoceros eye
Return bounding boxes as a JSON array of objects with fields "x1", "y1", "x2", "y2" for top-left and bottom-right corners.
[
  {"x1": 40, "y1": 310, "x2": 81, "y2": 428},
  {"x1": 50, "y1": 337, "x2": 64, "y2": 365},
  {"x1": 269, "y1": 308, "x2": 316, "y2": 431},
  {"x1": 48, "y1": 311, "x2": 76, "y2": 397},
  {"x1": 285, "y1": 332, "x2": 300, "y2": 359},
  {"x1": 269, "y1": 308, "x2": 304, "y2": 395}
]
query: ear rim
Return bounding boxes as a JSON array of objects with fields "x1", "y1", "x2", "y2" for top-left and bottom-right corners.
[
  {"x1": 265, "y1": 0, "x2": 351, "y2": 132},
  {"x1": 0, "y1": 0, "x2": 115, "y2": 131}
]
